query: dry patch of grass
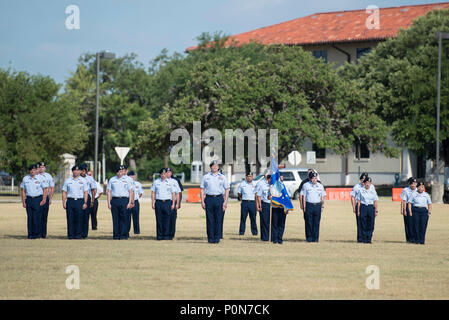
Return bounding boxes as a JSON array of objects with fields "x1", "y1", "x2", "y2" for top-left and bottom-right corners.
[{"x1": 0, "y1": 200, "x2": 448, "y2": 299}]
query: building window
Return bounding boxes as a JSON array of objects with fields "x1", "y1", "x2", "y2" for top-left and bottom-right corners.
[
  {"x1": 312, "y1": 143, "x2": 326, "y2": 159},
  {"x1": 313, "y1": 50, "x2": 328, "y2": 63},
  {"x1": 357, "y1": 47, "x2": 371, "y2": 60},
  {"x1": 355, "y1": 142, "x2": 370, "y2": 159}
]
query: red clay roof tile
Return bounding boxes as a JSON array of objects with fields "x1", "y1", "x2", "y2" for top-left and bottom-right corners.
[{"x1": 186, "y1": 2, "x2": 449, "y2": 51}]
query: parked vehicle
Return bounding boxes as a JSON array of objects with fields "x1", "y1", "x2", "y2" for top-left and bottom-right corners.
[
  {"x1": 278, "y1": 168, "x2": 309, "y2": 199},
  {"x1": 0, "y1": 171, "x2": 14, "y2": 186},
  {"x1": 229, "y1": 168, "x2": 309, "y2": 199}
]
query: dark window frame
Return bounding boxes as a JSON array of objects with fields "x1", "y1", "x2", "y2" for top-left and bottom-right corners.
[
  {"x1": 313, "y1": 50, "x2": 328, "y2": 63},
  {"x1": 312, "y1": 143, "x2": 326, "y2": 159},
  {"x1": 357, "y1": 47, "x2": 372, "y2": 60},
  {"x1": 355, "y1": 142, "x2": 370, "y2": 159}
]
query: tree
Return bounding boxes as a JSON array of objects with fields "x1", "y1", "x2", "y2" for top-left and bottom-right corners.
[
  {"x1": 342, "y1": 9, "x2": 449, "y2": 169},
  {"x1": 63, "y1": 53, "x2": 151, "y2": 176},
  {"x1": 138, "y1": 40, "x2": 394, "y2": 168},
  {"x1": 0, "y1": 68, "x2": 88, "y2": 182}
]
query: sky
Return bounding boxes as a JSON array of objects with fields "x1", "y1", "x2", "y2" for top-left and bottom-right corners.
[{"x1": 0, "y1": 0, "x2": 444, "y2": 85}]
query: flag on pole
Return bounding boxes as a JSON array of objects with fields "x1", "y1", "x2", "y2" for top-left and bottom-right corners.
[{"x1": 270, "y1": 151, "x2": 294, "y2": 212}]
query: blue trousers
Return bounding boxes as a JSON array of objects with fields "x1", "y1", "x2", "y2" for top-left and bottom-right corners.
[
  {"x1": 412, "y1": 206, "x2": 429, "y2": 244},
  {"x1": 205, "y1": 195, "x2": 223, "y2": 243},
  {"x1": 111, "y1": 197, "x2": 130, "y2": 240},
  {"x1": 168, "y1": 205, "x2": 177, "y2": 240},
  {"x1": 260, "y1": 202, "x2": 271, "y2": 241},
  {"x1": 271, "y1": 206, "x2": 286, "y2": 243},
  {"x1": 155, "y1": 200, "x2": 172, "y2": 240},
  {"x1": 239, "y1": 200, "x2": 258, "y2": 236},
  {"x1": 218, "y1": 208, "x2": 225, "y2": 239},
  {"x1": 91, "y1": 198, "x2": 98, "y2": 230},
  {"x1": 130, "y1": 200, "x2": 140, "y2": 234},
  {"x1": 304, "y1": 202, "x2": 321, "y2": 242},
  {"x1": 81, "y1": 195, "x2": 91, "y2": 238},
  {"x1": 26, "y1": 196, "x2": 43, "y2": 239},
  {"x1": 359, "y1": 204, "x2": 375, "y2": 243},
  {"x1": 66, "y1": 198, "x2": 83, "y2": 239},
  {"x1": 41, "y1": 196, "x2": 50, "y2": 238},
  {"x1": 404, "y1": 206, "x2": 415, "y2": 243},
  {"x1": 355, "y1": 211, "x2": 362, "y2": 242}
]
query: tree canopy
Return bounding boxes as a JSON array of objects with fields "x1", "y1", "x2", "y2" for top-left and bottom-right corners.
[
  {"x1": 138, "y1": 41, "x2": 395, "y2": 165},
  {"x1": 0, "y1": 68, "x2": 88, "y2": 180},
  {"x1": 341, "y1": 9, "x2": 449, "y2": 166}
]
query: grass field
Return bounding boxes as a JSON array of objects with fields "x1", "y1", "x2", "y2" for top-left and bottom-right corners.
[{"x1": 0, "y1": 199, "x2": 448, "y2": 300}]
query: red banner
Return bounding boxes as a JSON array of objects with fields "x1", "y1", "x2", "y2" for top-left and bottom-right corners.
[{"x1": 325, "y1": 188, "x2": 353, "y2": 201}]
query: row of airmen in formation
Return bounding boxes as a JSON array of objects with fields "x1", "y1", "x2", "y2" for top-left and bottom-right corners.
[{"x1": 20, "y1": 161, "x2": 432, "y2": 244}]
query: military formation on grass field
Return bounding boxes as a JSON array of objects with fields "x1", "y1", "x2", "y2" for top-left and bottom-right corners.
[{"x1": 20, "y1": 161, "x2": 432, "y2": 245}]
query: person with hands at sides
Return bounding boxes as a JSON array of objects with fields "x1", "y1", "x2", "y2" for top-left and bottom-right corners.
[
  {"x1": 407, "y1": 181, "x2": 432, "y2": 245},
  {"x1": 62, "y1": 165, "x2": 88, "y2": 239},
  {"x1": 200, "y1": 161, "x2": 230, "y2": 244},
  {"x1": 255, "y1": 169, "x2": 272, "y2": 242},
  {"x1": 107, "y1": 165, "x2": 134, "y2": 240},
  {"x1": 400, "y1": 177, "x2": 417, "y2": 243},
  {"x1": 237, "y1": 172, "x2": 258, "y2": 237},
  {"x1": 151, "y1": 168, "x2": 177, "y2": 240},
  {"x1": 37, "y1": 161, "x2": 54, "y2": 238},
  {"x1": 356, "y1": 177, "x2": 379, "y2": 244},
  {"x1": 300, "y1": 172, "x2": 326, "y2": 243},
  {"x1": 351, "y1": 172, "x2": 370, "y2": 243},
  {"x1": 20, "y1": 164, "x2": 49, "y2": 239}
]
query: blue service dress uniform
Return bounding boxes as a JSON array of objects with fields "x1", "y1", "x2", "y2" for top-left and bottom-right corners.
[
  {"x1": 408, "y1": 191, "x2": 432, "y2": 244},
  {"x1": 237, "y1": 180, "x2": 258, "y2": 236},
  {"x1": 255, "y1": 178, "x2": 271, "y2": 241},
  {"x1": 151, "y1": 178, "x2": 176, "y2": 240},
  {"x1": 356, "y1": 187, "x2": 379, "y2": 243},
  {"x1": 301, "y1": 181, "x2": 326, "y2": 242},
  {"x1": 351, "y1": 182, "x2": 375, "y2": 242},
  {"x1": 39, "y1": 172, "x2": 54, "y2": 238},
  {"x1": 130, "y1": 180, "x2": 143, "y2": 234},
  {"x1": 200, "y1": 172, "x2": 230, "y2": 243},
  {"x1": 400, "y1": 186, "x2": 417, "y2": 243},
  {"x1": 62, "y1": 177, "x2": 89, "y2": 239},
  {"x1": 81, "y1": 174, "x2": 97, "y2": 238},
  {"x1": 21, "y1": 174, "x2": 49, "y2": 239},
  {"x1": 167, "y1": 177, "x2": 182, "y2": 239},
  {"x1": 107, "y1": 175, "x2": 133, "y2": 240}
]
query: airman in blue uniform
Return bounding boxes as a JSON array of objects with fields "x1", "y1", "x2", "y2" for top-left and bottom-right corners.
[
  {"x1": 166, "y1": 167, "x2": 182, "y2": 240},
  {"x1": 122, "y1": 165, "x2": 136, "y2": 237},
  {"x1": 79, "y1": 163, "x2": 97, "y2": 238},
  {"x1": 107, "y1": 165, "x2": 134, "y2": 240},
  {"x1": 37, "y1": 162, "x2": 54, "y2": 238},
  {"x1": 128, "y1": 171, "x2": 143, "y2": 235},
  {"x1": 300, "y1": 172, "x2": 326, "y2": 242},
  {"x1": 200, "y1": 161, "x2": 230, "y2": 243},
  {"x1": 62, "y1": 165, "x2": 88, "y2": 239},
  {"x1": 407, "y1": 182, "x2": 432, "y2": 245},
  {"x1": 238, "y1": 172, "x2": 258, "y2": 236},
  {"x1": 88, "y1": 171, "x2": 102, "y2": 230},
  {"x1": 350, "y1": 172, "x2": 372, "y2": 242},
  {"x1": 400, "y1": 177, "x2": 417, "y2": 243},
  {"x1": 151, "y1": 168, "x2": 176, "y2": 240},
  {"x1": 255, "y1": 170, "x2": 272, "y2": 242},
  {"x1": 356, "y1": 177, "x2": 379, "y2": 243},
  {"x1": 20, "y1": 164, "x2": 49, "y2": 239}
]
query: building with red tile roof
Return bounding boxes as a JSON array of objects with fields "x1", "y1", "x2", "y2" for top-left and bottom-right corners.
[
  {"x1": 188, "y1": 2, "x2": 449, "y2": 186},
  {"x1": 188, "y1": 2, "x2": 449, "y2": 66}
]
